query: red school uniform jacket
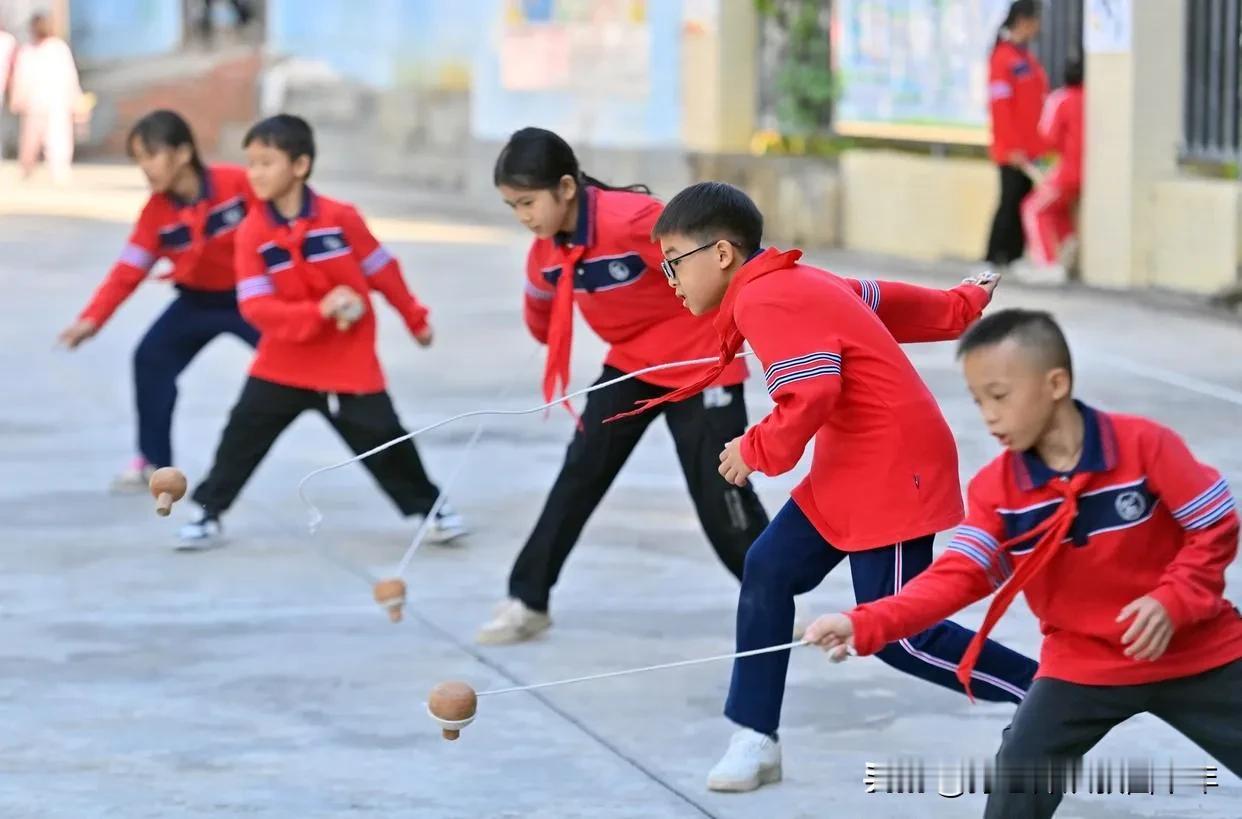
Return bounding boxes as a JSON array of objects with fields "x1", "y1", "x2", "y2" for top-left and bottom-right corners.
[
  {"x1": 989, "y1": 39, "x2": 1048, "y2": 165},
  {"x1": 848, "y1": 404, "x2": 1242, "y2": 688},
  {"x1": 613, "y1": 247, "x2": 993, "y2": 551},
  {"x1": 233, "y1": 188, "x2": 430, "y2": 394},
  {"x1": 1038, "y1": 85, "x2": 1084, "y2": 190},
  {"x1": 523, "y1": 185, "x2": 748, "y2": 403},
  {"x1": 78, "y1": 164, "x2": 254, "y2": 325}
]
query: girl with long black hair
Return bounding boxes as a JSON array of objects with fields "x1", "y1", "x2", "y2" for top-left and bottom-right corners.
[
  {"x1": 479, "y1": 126, "x2": 770, "y2": 644},
  {"x1": 57, "y1": 110, "x2": 259, "y2": 490}
]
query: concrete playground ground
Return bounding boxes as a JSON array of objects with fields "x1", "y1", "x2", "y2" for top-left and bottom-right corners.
[{"x1": 2, "y1": 164, "x2": 1241, "y2": 818}]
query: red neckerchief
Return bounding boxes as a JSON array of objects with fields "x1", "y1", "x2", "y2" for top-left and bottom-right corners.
[
  {"x1": 604, "y1": 247, "x2": 803, "y2": 423},
  {"x1": 269, "y1": 192, "x2": 332, "y2": 298},
  {"x1": 543, "y1": 242, "x2": 586, "y2": 420},
  {"x1": 956, "y1": 470, "x2": 1093, "y2": 701}
]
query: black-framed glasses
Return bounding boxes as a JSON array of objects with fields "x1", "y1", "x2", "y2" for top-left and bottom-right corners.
[{"x1": 660, "y1": 239, "x2": 741, "y2": 283}]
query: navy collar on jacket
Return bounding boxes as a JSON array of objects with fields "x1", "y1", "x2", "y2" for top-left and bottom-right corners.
[
  {"x1": 554, "y1": 185, "x2": 593, "y2": 248},
  {"x1": 1014, "y1": 401, "x2": 1117, "y2": 490},
  {"x1": 265, "y1": 185, "x2": 316, "y2": 226}
]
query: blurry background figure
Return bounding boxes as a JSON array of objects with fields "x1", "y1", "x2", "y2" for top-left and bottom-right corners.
[
  {"x1": 190, "y1": 0, "x2": 255, "y2": 48},
  {"x1": 1020, "y1": 55, "x2": 1085, "y2": 285},
  {"x1": 9, "y1": 12, "x2": 85, "y2": 184},
  {"x1": 0, "y1": 21, "x2": 15, "y2": 160},
  {"x1": 983, "y1": 0, "x2": 1047, "y2": 273}
]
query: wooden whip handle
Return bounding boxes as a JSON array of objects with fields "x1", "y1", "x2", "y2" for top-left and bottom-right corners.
[{"x1": 156, "y1": 491, "x2": 174, "y2": 517}]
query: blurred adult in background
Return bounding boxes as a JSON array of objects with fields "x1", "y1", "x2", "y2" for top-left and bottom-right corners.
[
  {"x1": 10, "y1": 13, "x2": 84, "y2": 184},
  {"x1": 984, "y1": 0, "x2": 1047, "y2": 272},
  {"x1": 0, "y1": 22, "x2": 16, "y2": 159}
]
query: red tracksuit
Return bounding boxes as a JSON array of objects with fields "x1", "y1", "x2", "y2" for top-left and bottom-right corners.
[
  {"x1": 524, "y1": 185, "x2": 748, "y2": 403},
  {"x1": 79, "y1": 164, "x2": 254, "y2": 325},
  {"x1": 988, "y1": 39, "x2": 1048, "y2": 165},
  {"x1": 617, "y1": 247, "x2": 993, "y2": 551},
  {"x1": 233, "y1": 188, "x2": 430, "y2": 393},
  {"x1": 848, "y1": 404, "x2": 1242, "y2": 690},
  {"x1": 1022, "y1": 85, "x2": 1084, "y2": 265}
]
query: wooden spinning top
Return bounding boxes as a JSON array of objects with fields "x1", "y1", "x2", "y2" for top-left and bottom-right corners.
[
  {"x1": 427, "y1": 680, "x2": 477, "y2": 741},
  {"x1": 372, "y1": 577, "x2": 407, "y2": 622},
  {"x1": 148, "y1": 467, "x2": 187, "y2": 517}
]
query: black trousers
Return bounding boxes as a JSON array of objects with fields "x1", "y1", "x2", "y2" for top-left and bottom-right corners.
[
  {"x1": 509, "y1": 366, "x2": 770, "y2": 611},
  {"x1": 985, "y1": 165, "x2": 1034, "y2": 266},
  {"x1": 192, "y1": 376, "x2": 440, "y2": 518},
  {"x1": 984, "y1": 657, "x2": 1242, "y2": 819}
]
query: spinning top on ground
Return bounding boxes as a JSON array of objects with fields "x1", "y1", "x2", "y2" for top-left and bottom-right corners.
[
  {"x1": 427, "y1": 681, "x2": 477, "y2": 741},
  {"x1": 148, "y1": 467, "x2": 187, "y2": 517},
  {"x1": 372, "y1": 577, "x2": 407, "y2": 622}
]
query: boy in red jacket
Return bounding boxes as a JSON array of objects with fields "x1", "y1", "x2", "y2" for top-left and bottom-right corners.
[
  {"x1": 806, "y1": 309, "x2": 1242, "y2": 818},
  {"x1": 178, "y1": 115, "x2": 464, "y2": 549},
  {"x1": 1021, "y1": 58, "x2": 1084, "y2": 282},
  {"x1": 616, "y1": 182, "x2": 1038, "y2": 792}
]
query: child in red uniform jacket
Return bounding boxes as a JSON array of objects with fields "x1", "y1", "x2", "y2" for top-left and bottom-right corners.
[
  {"x1": 478, "y1": 127, "x2": 770, "y2": 645},
  {"x1": 616, "y1": 181, "x2": 1037, "y2": 793},
  {"x1": 807, "y1": 309, "x2": 1242, "y2": 819},
  {"x1": 178, "y1": 114, "x2": 464, "y2": 549},
  {"x1": 1022, "y1": 57, "x2": 1085, "y2": 279},
  {"x1": 985, "y1": 0, "x2": 1047, "y2": 268},
  {"x1": 57, "y1": 110, "x2": 259, "y2": 489}
]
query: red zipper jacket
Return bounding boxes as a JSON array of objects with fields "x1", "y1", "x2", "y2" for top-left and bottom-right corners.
[
  {"x1": 78, "y1": 164, "x2": 254, "y2": 325},
  {"x1": 233, "y1": 188, "x2": 429, "y2": 394}
]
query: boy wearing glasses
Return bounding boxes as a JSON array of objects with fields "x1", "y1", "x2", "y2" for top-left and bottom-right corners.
[{"x1": 609, "y1": 181, "x2": 1035, "y2": 793}]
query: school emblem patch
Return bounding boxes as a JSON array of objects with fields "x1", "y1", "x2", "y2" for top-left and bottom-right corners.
[
  {"x1": 608, "y1": 260, "x2": 630, "y2": 281},
  {"x1": 1115, "y1": 491, "x2": 1147, "y2": 522},
  {"x1": 324, "y1": 236, "x2": 342, "y2": 250}
]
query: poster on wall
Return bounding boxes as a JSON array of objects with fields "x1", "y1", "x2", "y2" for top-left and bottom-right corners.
[
  {"x1": 498, "y1": 0, "x2": 651, "y2": 97},
  {"x1": 833, "y1": 0, "x2": 1011, "y2": 144},
  {"x1": 1085, "y1": 0, "x2": 1130, "y2": 54}
]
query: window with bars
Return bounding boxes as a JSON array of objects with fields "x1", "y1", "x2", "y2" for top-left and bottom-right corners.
[{"x1": 1183, "y1": 0, "x2": 1242, "y2": 164}]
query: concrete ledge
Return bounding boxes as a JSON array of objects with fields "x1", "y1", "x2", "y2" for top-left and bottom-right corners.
[
  {"x1": 840, "y1": 149, "x2": 994, "y2": 261},
  {"x1": 1149, "y1": 177, "x2": 1242, "y2": 295},
  {"x1": 689, "y1": 153, "x2": 839, "y2": 248}
]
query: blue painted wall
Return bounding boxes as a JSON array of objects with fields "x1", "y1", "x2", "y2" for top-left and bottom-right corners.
[{"x1": 70, "y1": 0, "x2": 181, "y2": 62}]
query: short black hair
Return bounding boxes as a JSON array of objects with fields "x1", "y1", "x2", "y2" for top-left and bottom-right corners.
[
  {"x1": 1064, "y1": 55, "x2": 1084, "y2": 87},
  {"x1": 958, "y1": 308, "x2": 1073, "y2": 381},
  {"x1": 652, "y1": 182, "x2": 763, "y2": 256},
  {"x1": 243, "y1": 114, "x2": 316, "y2": 176}
]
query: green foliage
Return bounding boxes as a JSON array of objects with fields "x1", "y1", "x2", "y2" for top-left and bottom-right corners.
[{"x1": 756, "y1": 0, "x2": 835, "y2": 134}]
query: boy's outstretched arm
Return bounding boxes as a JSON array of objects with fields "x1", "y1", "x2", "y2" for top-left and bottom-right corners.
[
  {"x1": 808, "y1": 480, "x2": 1007, "y2": 655},
  {"x1": 844, "y1": 275, "x2": 998, "y2": 343}
]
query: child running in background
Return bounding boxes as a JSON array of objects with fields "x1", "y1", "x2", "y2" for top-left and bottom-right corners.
[
  {"x1": 807, "y1": 309, "x2": 1242, "y2": 818},
  {"x1": 616, "y1": 181, "x2": 1037, "y2": 793},
  {"x1": 58, "y1": 110, "x2": 259, "y2": 491},
  {"x1": 178, "y1": 114, "x2": 465, "y2": 549}
]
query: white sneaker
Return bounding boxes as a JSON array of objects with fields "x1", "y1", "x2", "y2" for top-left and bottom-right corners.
[
  {"x1": 110, "y1": 457, "x2": 155, "y2": 494},
  {"x1": 176, "y1": 510, "x2": 225, "y2": 551},
  {"x1": 707, "y1": 728, "x2": 783, "y2": 792},
  {"x1": 476, "y1": 598, "x2": 552, "y2": 645},
  {"x1": 1058, "y1": 236, "x2": 1080, "y2": 272},
  {"x1": 1012, "y1": 260, "x2": 1068, "y2": 286},
  {"x1": 425, "y1": 502, "x2": 468, "y2": 545}
]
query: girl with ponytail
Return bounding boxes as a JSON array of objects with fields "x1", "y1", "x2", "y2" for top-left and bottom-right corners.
[
  {"x1": 479, "y1": 126, "x2": 770, "y2": 644},
  {"x1": 57, "y1": 110, "x2": 260, "y2": 491},
  {"x1": 985, "y1": 0, "x2": 1048, "y2": 269}
]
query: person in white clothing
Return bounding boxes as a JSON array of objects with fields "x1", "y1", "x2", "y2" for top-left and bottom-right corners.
[
  {"x1": 10, "y1": 14, "x2": 83, "y2": 183},
  {"x1": 0, "y1": 24, "x2": 17, "y2": 160}
]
